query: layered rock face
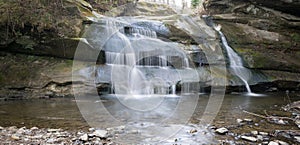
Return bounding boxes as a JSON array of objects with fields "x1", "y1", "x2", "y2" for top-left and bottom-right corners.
[
  {"x1": 0, "y1": 0, "x2": 133, "y2": 99},
  {"x1": 0, "y1": 0, "x2": 299, "y2": 99},
  {"x1": 0, "y1": 0, "x2": 132, "y2": 60},
  {"x1": 204, "y1": 0, "x2": 300, "y2": 88}
]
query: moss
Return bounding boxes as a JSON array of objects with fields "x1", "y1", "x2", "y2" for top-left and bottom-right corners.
[
  {"x1": 15, "y1": 36, "x2": 37, "y2": 50},
  {"x1": 250, "y1": 51, "x2": 271, "y2": 68},
  {"x1": 51, "y1": 59, "x2": 73, "y2": 73},
  {"x1": 16, "y1": 67, "x2": 32, "y2": 80},
  {"x1": 217, "y1": 21, "x2": 247, "y2": 46},
  {"x1": 291, "y1": 33, "x2": 300, "y2": 42},
  {"x1": 0, "y1": 73, "x2": 3, "y2": 84},
  {"x1": 234, "y1": 47, "x2": 273, "y2": 69}
]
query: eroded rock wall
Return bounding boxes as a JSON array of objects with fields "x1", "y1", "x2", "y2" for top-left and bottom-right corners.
[{"x1": 205, "y1": 0, "x2": 300, "y2": 87}]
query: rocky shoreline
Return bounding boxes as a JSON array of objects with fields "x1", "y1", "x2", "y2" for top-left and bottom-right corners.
[
  {"x1": 0, "y1": 126, "x2": 114, "y2": 144},
  {"x1": 213, "y1": 118, "x2": 300, "y2": 145},
  {"x1": 1, "y1": 117, "x2": 299, "y2": 144}
]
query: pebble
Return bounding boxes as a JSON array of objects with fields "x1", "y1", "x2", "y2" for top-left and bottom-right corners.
[
  {"x1": 31, "y1": 134, "x2": 43, "y2": 139},
  {"x1": 237, "y1": 119, "x2": 243, "y2": 124},
  {"x1": 93, "y1": 129, "x2": 108, "y2": 138},
  {"x1": 257, "y1": 135, "x2": 263, "y2": 141},
  {"x1": 0, "y1": 126, "x2": 3, "y2": 130},
  {"x1": 277, "y1": 119, "x2": 286, "y2": 125},
  {"x1": 47, "y1": 128, "x2": 61, "y2": 132},
  {"x1": 216, "y1": 127, "x2": 228, "y2": 134},
  {"x1": 17, "y1": 128, "x2": 26, "y2": 134},
  {"x1": 80, "y1": 133, "x2": 89, "y2": 141},
  {"x1": 259, "y1": 132, "x2": 269, "y2": 136},
  {"x1": 276, "y1": 140, "x2": 289, "y2": 145},
  {"x1": 262, "y1": 141, "x2": 269, "y2": 145},
  {"x1": 251, "y1": 131, "x2": 258, "y2": 135},
  {"x1": 209, "y1": 126, "x2": 217, "y2": 130},
  {"x1": 88, "y1": 128, "x2": 95, "y2": 132},
  {"x1": 294, "y1": 136, "x2": 300, "y2": 143},
  {"x1": 30, "y1": 127, "x2": 39, "y2": 130},
  {"x1": 8, "y1": 126, "x2": 17, "y2": 131},
  {"x1": 295, "y1": 120, "x2": 300, "y2": 128},
  {"x1": 268, "y1": 141, "x2": 279, "y2": 145},
  {"x1": 244, "y1": 118, "x2": 253, "y2": 122},
  {"x1": 46, "y1": 138, "x2": 56, "y2": 143},
  {"x1": 11, "y1": 134, "x2": 20, "y2": 140},
  {"x1": 278, "y1": 132, "x2": 292, "y2": 139},
  {"x1": 241, "y1": 135, "x2": 257, "y2": 142},
  {"x1": 189, "y1": 129, "x2": 197, "y2": 134}
]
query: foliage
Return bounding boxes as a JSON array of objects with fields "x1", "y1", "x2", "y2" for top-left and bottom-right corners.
[
  {"x1": 191, "y1": 0, "x2": 200, "y2": 8},
  {"x1": 291, "y1": 33, "x2": 300, "y2": 42}
]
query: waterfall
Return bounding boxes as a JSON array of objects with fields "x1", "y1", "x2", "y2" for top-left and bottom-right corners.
[
  {"x1": 105, "y1": 52, "x2": 136, "y2": 66},
  {"x1": 171, "y1": 84, "x2": 176, "y2": 95},
  {"x1": 125, "y1": 26, "x2": 157, "y2": 38},
  {"x1": 129, "y1": 67, "x2": 152, "y2": 95},
  {"x1": 97, "y1": 17, "x2": 199, "y2": 96},
  {"x1": 184, "y1": 57, "x2": 190, "y2": 68},
  {"x1": 215, "y1": 27, "x2": 252, "y2": 93}
]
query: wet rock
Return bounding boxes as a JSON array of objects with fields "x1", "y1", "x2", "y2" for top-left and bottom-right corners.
[
  {"x1": 0, "y1": 126, "x2": 3, "y2": 130},
  {"x1": 251, "y1": 130, "x2": 258, "y2": 135},
  {"x1": 295, "y1": 119, "x2": 300, "y2": 128},
  {"x1": 88, "y1": 128, "x2": 95, "y2": 132},
  {"x1": 277, "y1": 132, "x2": 292, "y2": 139},
  {"x1": 241, "y1": 135, "x2": 257, "y2": 142},
  {"x1": 268, "y1": 141, "x2": 279, "y2": 145},
  {"x1": 93, "y1": 129, "x2": 108, "y2": 138},
  {"x1": 189, "y1": 129, "x2": 197, "y2": 134},
  {"x1": 236, "y1": 119, "x2": 243, "y2": 124},
  {"x1": 257, "y1": 135, "x2": 263, "y2": 141},
  {"x1": 259, "y1": 132, "x2": 269, "y2": 136},
  {"x1": 47, "y1": 128, "x2": 62, "y2": 132},
  {"x1": 209, "y1": 126, "x2": 217, "y2": 130},
  {"x1": 276, "y1": 119, "x2": 287, "y2": 125},
  {"x1": 294, "y1": 136, "x2": 300, "y2": 143},
  {"x1": 46, "y1": 138, "x2": 56, "y2": 143},
  {"x1": 16, "y1": 127, "x2": 26, "y2": 134},
  {"x1": 31, "y1": 134, "x2": 43, "y2": 139},
  {"x1": 80, "y1": 133, "x2": 89, "y2": 141},
  {"x1": 276, "y1": 140, "x2": 289, "y2": 145},
  {"x1": 262, "y1": 141, "x2": 269, "y2": 145},
  {"x1": 244, "y1": 118, "x2": 253, "y2": 122},
  {"x1": 216, "y1": 127, "x2": 228, "y2": 134},
  {"x1": 8, "y1": 126, "x2": 17, "y2": 131},
  {"x1": 11, "y1": 134, "x2": 20, "y2": 140},
  {"x1": 30, "y1": 127, "x2": 39, "y2": 130}
]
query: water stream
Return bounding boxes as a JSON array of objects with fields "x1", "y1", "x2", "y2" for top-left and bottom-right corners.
[{"x1": 215, "y1": 26, "x2": 253, "y2": 94}]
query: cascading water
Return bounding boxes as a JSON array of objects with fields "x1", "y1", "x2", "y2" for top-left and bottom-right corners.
[
  {"x1": 214, "y1": 26, "x2": 252, "y2": 93},
  {"x1": 97, "y1": 17, "x2": 198, "y2": 96}
]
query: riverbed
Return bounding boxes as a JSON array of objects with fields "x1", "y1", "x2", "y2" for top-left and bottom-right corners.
[{"x1": 0, "y1": 92, "x2": 299, "y2": 144}]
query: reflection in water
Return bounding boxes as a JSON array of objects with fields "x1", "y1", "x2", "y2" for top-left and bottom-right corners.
[{"x1": 0, "y1": 92, "x2": 298, "y2": 143}]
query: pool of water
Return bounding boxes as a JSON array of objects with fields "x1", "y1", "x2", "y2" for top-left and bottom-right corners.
[{"x1": 0, "y1": 92, "x2": 299, "y2": 143}]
